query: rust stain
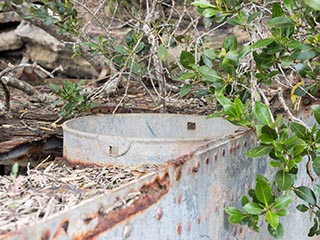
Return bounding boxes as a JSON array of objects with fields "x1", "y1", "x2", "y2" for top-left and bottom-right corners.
[
  {"x1": 187, "y1": 222, "x2": 191, "y2": 232},
  {"x1": 205, "y1": 156, "x2": 209, "y2": 165},
  {"x1": 197, "y1": 216, "x2": 201, "y2": 225},
  {"x1": 62, "y1": 157, "x2": 103, "y2": 168},
  {"x1": 168, "y1": 153, "x2": 193, "y2": 181},
  {"x1": 53, "y1": 219, "x2": 69, "y2": 239},
  {"x1": 167, "y1": 153, "x2": 193, "y2": 167},
  {"x1": 191, "y1": 161, "x2": 200, "y2": 173},
  {"x1": 174, "y1": 166, "x2": 182, "y2": 181},
  {"x1": 74, "y1": 173, "x2": 170, "y2": 240},
  {"x1": 156, "y1": 208, "x2": 163, "y2": 221},
  {"x1": 177, "y1": 193, "x2": 182, "y2": 204},
  {"x1": 41, "y1": 229, "x2": 50, "y2": 240},
  {"x1": 176, "y1": 223, "x2": 182, "y2": 235}
]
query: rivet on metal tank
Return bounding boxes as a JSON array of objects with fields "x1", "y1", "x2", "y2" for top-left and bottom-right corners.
[
  {"x1": 176, "y1": 223, "x2": 182, "y2": 235},
  {"x1": 197, "y1": 216, "x2": 201, "y2": 224},
  {"x1": 124, "y1": 224, "x2": 131, "y2": 238},
  {"x1": 205, "y1": 156, "x2": 209, "y2": 165},
  {"x1": 156, "y1": 208, "x2": 163, "y2": 221}
]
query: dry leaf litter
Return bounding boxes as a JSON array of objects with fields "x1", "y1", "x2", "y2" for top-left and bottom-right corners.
[{"x1": 0, "y1": 159, "x2": 158, "y2": 234}]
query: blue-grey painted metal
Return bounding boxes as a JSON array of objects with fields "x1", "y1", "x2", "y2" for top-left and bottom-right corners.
[{"x1": 1, "y1": 114, "x2": 316, "y2": 240}]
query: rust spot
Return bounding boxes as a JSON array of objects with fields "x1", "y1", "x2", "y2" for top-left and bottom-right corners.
[
  {"x1": 239, "y1": 227, "x2": 243, "y2": 234},
  {"x1": 176, "y1": 223, "x2": 182, "y2": 235},
  {"x1": 75, "y1": 173, "x2": 170, "y2": 240},
  {"x1": 177, "y1": 193, "x2": 182, "y2": 204},
  {"x1": 215, "y1": 206, "x2": 219, "y2": 213},
  {"x1": 123, "y1": 224, "x2": 131, "y2": 238},
  {"x1": 53, "y1": 219, "x2": 69, "y2": 239},
  {"x1": 61, "y1": 220, "x2": 69, "y2": 232},
  {"x1": 205, "y1": 156, "x2": 209, "y2": 165},
  {"x1": 214, "y1": 154, "x2": 218, "y2": 161},
  {"x1": 192, "y1": 161, "x2": 200, "y2": 173},
  {"x1": 156, "y1": 208, "x2": 163, "y2": 221},
  {"x1": 175, "y1": 166, "x2": 182, "y2": 181},
  {"x1": 233, "y1": 228, "x2": 237, "y2": 237},
  {"x1": 41, "y1": 229, "x2": 50, "y2": 240},
  {"x1": 168, "y1": 153, "x2": 193, "y2": 167},
  {"x1": 244, "y1": 141, "x2": 247, "y2": 147},
  {"x1": 62, "y1": 157, "x2": 103, "y2": 168},
  {"x1": 230, "y1": 193, "x2": 234, "y2": 201},
  {"x1": 83, "y1": 214, "x2": 97, "y2": 225},
  {"x1": 197, "y1": 216, "x2": 201, "y2": 224},
  {"x1": 222, "y1": 149, "x2": 225, "y2": 157},
  {"x1": 229, "y1": 146, "x2": 233, "y2": 154},
  {"x1": 187, "y1": 222, "x2": 191, "y2": 232}
]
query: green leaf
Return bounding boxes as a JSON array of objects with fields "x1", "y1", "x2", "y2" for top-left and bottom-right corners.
[
  {"x1": 135, "y1": 42, "x2": 145, "y2": 54},
  {"x1": 197, "y1": 66, "x2": 223, "y2": 83},
  {"x1": 311, "y1": 105, "x2": 320, "y2": 124},
  {"x1": 253, "y1": 102, "x2": 273, "y2": 126},
  {"x1": 283, "y1": 135, "x2": 305, "y2": 150},
  {"x1": 270, "y1": 114, "x2": 283, "y2": 129},
  {"x1": 256, "y1": 175, "x2": 273, "y2": 207},
  {"x1": 272, "y1": 3, "x2": 284, "y2": 18},
  {"x1": 312, "y1": 157, "x2": 320, "y2": 176},
  {"x1": 280, "y1": 56, "x2": 294, "y2": 67},
  {"x1": 272, "y1": 195, "x2": 292, "y2": 210},
  {"x1": 268, "y1": 223, "x2": 284, "y2": 239},
  {"x1": 314, "y1": 184, "x2": 320, "y2": 197},
  {"x1": 243, "y1": 202, "x2": 264, "y2": 215},
  {"x1": 292, "y1": 44, "x2": 318, "y2": 61},
  {"x1": 275, "y1": 170, "x2": 297, "y2": 191},
  {"x1": 44, "y1": 16, "x2": 56, "y2": 26},
  {"x1": 267, "y1": 16, "x2": 295, "y2": 28},
  {"x1": 179, "y1": 84, "x2": 192, "y2": 97},
  {"x1": 157, "y1": 45, "x2": 168, "y2": 61},
  {"x1": 290, "y1": 122, "x2": 309, "y2": 140},
  {"x1": 288, "y1": 40, "x2": 301, "y2": 49},
  {"x1": 222, "y1": 51, "x2": 239, "y2": 68},
  {"x1": 296, "y1": 204, "x2": 309, "y2": 212},
  {"x1": 241, "y1": 195, "x2": 250, "y2": 206},
  {"x1": 180, "y1": 51, "x2": 195, "y2": 70},
  {"x1": 269, "y1": 160, "x2": 281, "y2": 168},
  {"x1": 223, "y1": 35, "x2": 238, "y2": 51},
  {"x1": 247, "y1": 12, "x2": 260, "y2": 23},
  {"x1": 203, "y1": 48, "x2": 216, "y2": 59},
  {"x1": 202, "y1": 8, "x2": 219, "y2": 17},
  {"x1": 308, "y1": 218, "x2": 318, "y2": 237},
  {"x1": 239, "y1": 45, "x2": 251, "y2": 58},
  {"x1": 225, "y1": 207, "x2": 247, "y2": 224},
  {"x1": 284, "y1": 0, "x2": 295, "y2": 12},
  {"x1": 304, "y1": 0, "x2": 320, "y2": 11},
  {"x1": 294, "y1": 186, "x2": 317, "y2": 205},
  {"x1": 246, "y1": 145, "x2": 273, "y2": 158},
  {"x1": 192, "y1": 0, "x2": 216, "y2": 8},
  {"x1": 260, "y1": 125, "x2": 278, "y2": 142},
  {"x1": 49, "y1": 83, "x2": 60, "y2": 94},
  {"x1": 11, "y1": 162, "x2": 19, "y2": 176},
  {"x1": 202, "y1": 54, "x2": 213, "y2": 68},
  {"x1": 266, "y1": 210, "x2": 279, "y2": 229},
  {"x1": 276, "y1": 209, "x2": 288, "y2": 216},
  {"x1": 179, "y1": 72, "x2": 197, "y2": 80},
  {"x1": 114, "y1": 45, "x2": 128, "y2": 54},
  {"x1": 131, "y1": 61, "x2": 140, "y2": 74}
]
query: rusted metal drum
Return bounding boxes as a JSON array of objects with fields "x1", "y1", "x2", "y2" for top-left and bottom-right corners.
[{"x1": 62, "y1": 114, "x2": 241, "y2": 166}]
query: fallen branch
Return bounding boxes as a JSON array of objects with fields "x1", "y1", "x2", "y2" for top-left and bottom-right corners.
[{"x1": 0, "y1": 63, "x2": 62, "y2": 111}]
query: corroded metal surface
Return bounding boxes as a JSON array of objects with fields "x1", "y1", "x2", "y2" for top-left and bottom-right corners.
[{"x1": 1, "y1": 116, "x2": 316, "y2": 240}]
